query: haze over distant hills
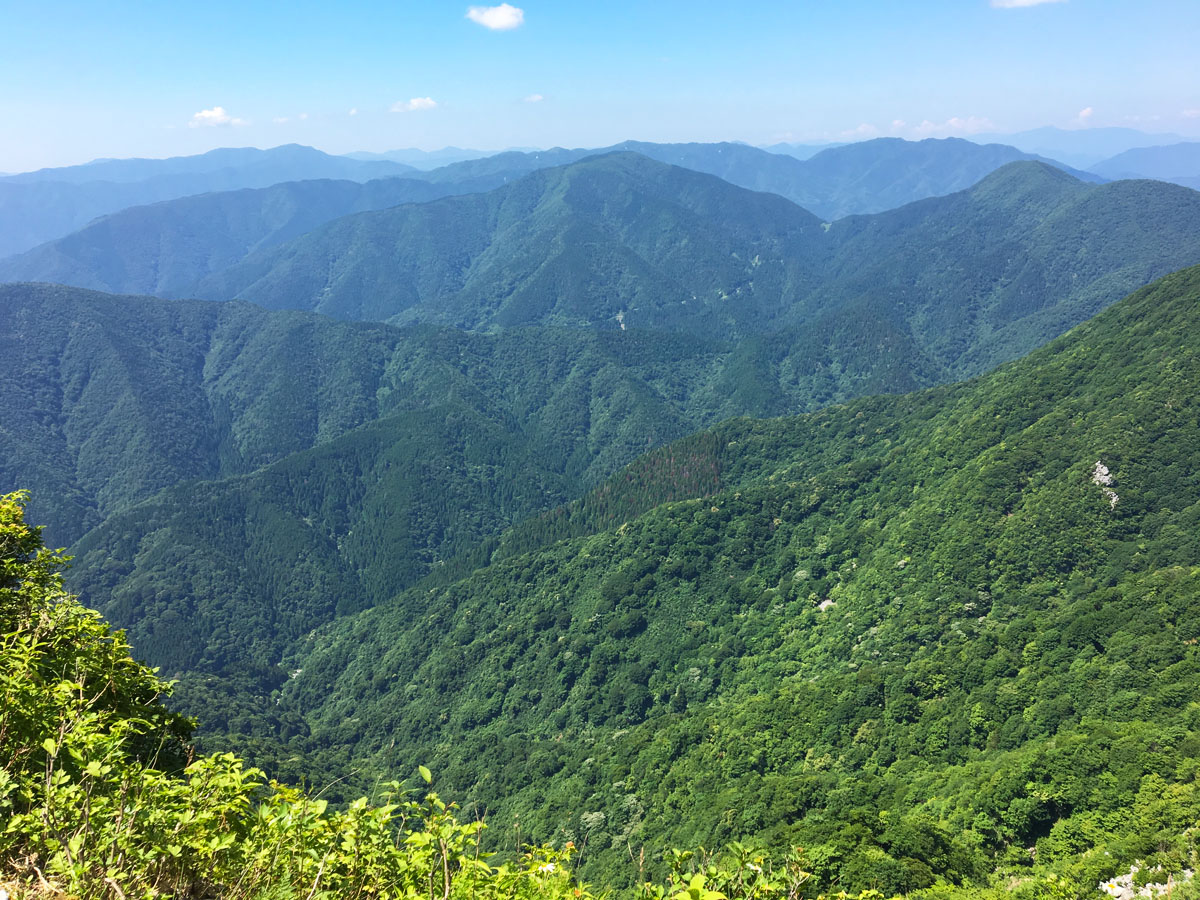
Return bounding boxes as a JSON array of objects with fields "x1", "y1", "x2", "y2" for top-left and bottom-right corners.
[
  {"x1": 1090, "y1": 142, "x2": 1200, "y2": 185},
  {"x1": 407, "y1": 137, "x2": 1100, "y2": 219},
  {"x1": 0, "y1": 145, "x2": 421, "y2": 257},
  {"x1": 342, "y1": 147, "x2": 518, "y2": 169},
  {"x1": 0, "y1": 144, "x2": 418, "y2": 186},
  {"x1": 969, "y1": 126, "x2": 1189, "y2": 168}
]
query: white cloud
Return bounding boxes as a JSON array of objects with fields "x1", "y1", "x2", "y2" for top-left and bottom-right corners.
[
  {"x1": 189, "y1": 106, "x2": 248, "y2": 128},
  {"x1": 991, "y1": 0, "x2": 1067, "y2": 7},
  {"x1": 349, "y1": 108, "x2": 358, "y2": 116},
  {"x1": 1073, "y1": 106, "x2": 1095, "y2": 127},
  {"x1": 272, "y1": 116, "x2": 290, "y2": 124},
  {"x1": 1183, "y1": 109, "x2": 1200, "y2": 119},
  {"x1": 910, "y1": 115, "x2": 996, "y2": 136},
  {"x1": 298, "y1": 112, "x2": 309, "y2": 120},
  {"x1": 523, "y1": 93, "x2": 544, "y2": 103},
  {"x1": 840, "y1": 123, "x2": 880, "y2": 139},
  {"x1": 391, "y1": 97, "x2": 438, "y2": 113},
  {"x1": 466, "y1": 3, "x2": 524, "y2": 30}
]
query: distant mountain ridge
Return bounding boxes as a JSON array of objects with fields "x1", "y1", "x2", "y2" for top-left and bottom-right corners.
[
  {"x1": 0, "y1": 145, "x2": 422, "y2": 257},
  {"x1": 1090, "y1": 141, "x2": 1200, "y2": 184},
  {"x1": 0, "y1": 136, "x2": 1098, "y2": 267},
  {"x1": 415, "y1": 136, "x2": 1101, "y2": 219},
  {"x1": 191, "y1": 154, "x2": 1200, "y2": 379},
  {"x1": 0, "y1": 143, "x2": 418, "y2": 185},
  {"x1": 970, "y1": 125, "x2": 1189, "y2": 168}
]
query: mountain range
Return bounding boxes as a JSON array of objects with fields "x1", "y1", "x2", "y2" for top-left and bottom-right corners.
[
  {"x1": 970, "y1": 125, "x2": 1189, "y2": 168},
  {"x1": 4, "y1": 132, "x2": 1200, "y2": 897},
  {"x1": 191, "y1": 154, "x2": 1200, "y2": 380},
  {"x1": 0, "y1": 136, "x2": 1100, "y2": 279}
]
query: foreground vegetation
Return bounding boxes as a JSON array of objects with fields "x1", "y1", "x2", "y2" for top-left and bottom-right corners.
[{"x1": 1, "y1": 489, "x2": 942, "y2": 900}]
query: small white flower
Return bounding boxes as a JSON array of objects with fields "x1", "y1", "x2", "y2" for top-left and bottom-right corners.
[{"x1": 539, "y1": 862, "x2": 557, "y2": 874}]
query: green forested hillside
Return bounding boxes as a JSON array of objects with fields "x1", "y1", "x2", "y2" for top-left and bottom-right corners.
[
  {"x1": 0, "y1": 283, "x2": 435, "y2": 545},
  {"x1": 274, "y1": 264, "x2": 1200, "y2": 894},
  {"x1": 0, "y1": 281, "x2": 957, "y2": 699},
  {"x1": 9, "y1": 151, "x2": 1200, "y2": 769}
]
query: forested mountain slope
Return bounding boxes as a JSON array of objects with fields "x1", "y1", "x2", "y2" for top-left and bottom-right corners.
[
  {"x1": 195, "y1": 152, "x2": 832, "y2": 331},
  {"x1": 197, "y1": 154, "x2": 1200, "y2": 379},
  {"x1": 0, "y1": 283, "x2": 748, "y2": 550},
  {"x1": 61, "y1": 326, "x2": 723, "y2": 682},
  {"x1": 0, "y1": 282, "x2": 951, "y2": 732},
  {"x1": 263, "y1": 264, "x2": 1200, "y2": 894}
]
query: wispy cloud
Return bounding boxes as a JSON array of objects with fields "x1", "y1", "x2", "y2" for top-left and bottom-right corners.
[
  {"x1": 840, "y1": 123, "x2": 880, "y2": 139},
  {"x1": 991, "y1": 0, "x2": 1067, "y2": 7},
  {"x1": 349, "y1": 108, "x2": 358, "y2": 116},
  {"x1": 298, "y1": 112, "x2": 309, "y2": 120},
  {"x1": 189, "y1": 106, "x2": 247, "y2": 128},
  {"x1": 272, "y1": 116, "x2": 289, "y2": 124},
  {"x1": 392, "y1": 97, "x2": 438, "y2": 113},
  {"x1": 523, "y1": 93, "x2": 544, "y2": 103},
  {"x1": 911, "y1": 115, "x2": 996, "y2": 136},
  {"x1": 1183, "y1": 109, "x2": 1200, "y2": 119},
  {"x1": 466, "y1": 3, "x2": 524, "y2": 30},
  {"x1": 1073, "y1": 106, "x2": 1095, "y2": 127}
]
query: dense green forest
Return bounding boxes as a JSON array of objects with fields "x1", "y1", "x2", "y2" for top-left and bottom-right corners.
[{"x1": 262, "y1": 264, "x2": 1200, "y2": 894}]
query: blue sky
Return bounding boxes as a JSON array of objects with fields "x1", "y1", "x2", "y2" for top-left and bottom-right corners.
[{"x1": 2, "y1": 0, "x2": 1198, "y2": 171}]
